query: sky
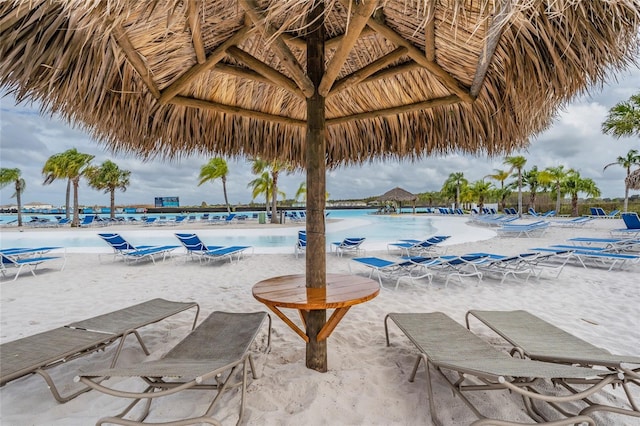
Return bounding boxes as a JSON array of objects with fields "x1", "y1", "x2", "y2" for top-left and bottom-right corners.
[{"x1": 1, "y1": 67, "x2": 639, "y2": 209}]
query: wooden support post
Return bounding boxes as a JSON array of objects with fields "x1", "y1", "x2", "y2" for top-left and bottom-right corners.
[{"x1": 305, "y1": 0, "x2": 327, "y2": 372}]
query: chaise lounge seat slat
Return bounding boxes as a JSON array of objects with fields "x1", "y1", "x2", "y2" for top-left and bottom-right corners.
[
  {"x1": 385, "y1": 312, "x2": 616, "y2": 425},
  {"x1": 0, "y1": 298, "x2": 199, "y2": 403},
  {"x1": 78, "y1": 311, "x2": 271, "y2": 426},
  {"x1": 465, "y1": 310, "x2": 640, "y2": 420}
]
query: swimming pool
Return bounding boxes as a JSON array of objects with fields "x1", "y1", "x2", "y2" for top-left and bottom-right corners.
[{"x1": 0, "y1": 209, "x2": 496, "y2": 253}]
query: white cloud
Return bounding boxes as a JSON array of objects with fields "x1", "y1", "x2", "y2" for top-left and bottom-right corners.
[{"x1": 1, "y1": 66, "x2": 639, "y2": 208}]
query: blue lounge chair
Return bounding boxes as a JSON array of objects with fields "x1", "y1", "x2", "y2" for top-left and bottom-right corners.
[
  {"x1": 294, "y1": 230, "x2": 306, "y2": 259},
  {"x1": 330, "y1": 237, "x2": 366, "y2": 257},
  {"x1": 350, "y1": 256, "x2": 422, "y2": 289},
  {"x1": 554, "y1": 216, "x2": 594, "y2": 227},
  {"x1": 79, "y1": 216, "x2": 96, "y2": 227},
  {"x1": 496, "y1": 220, "x2": 550, "y2": 238},
  {"x1": 175, "y1": 233, "x2": 250, "y2": 263},
  {"x1": 528, "y1": 207, "x2": 540, "y2": 217},
  {"x1": 98, "y1": 233, "x2": 177, "y2": 264},
  {"x1": 175, "y1": 233, "x2": 223, "y2": 257},
  {"x1": 611, "y1": 212, "x2": 640, "y2": 237},
  {"x1": 387, "y1": 236, "x2": 449, "y2": 256},
  {"x1": 1, "y1": 251, "x2": 65, "y2": 281}
]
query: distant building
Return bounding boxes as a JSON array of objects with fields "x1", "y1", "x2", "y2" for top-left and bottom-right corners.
[{"x1": 155, "y1": 196, "x2": 179, "y2": 207}]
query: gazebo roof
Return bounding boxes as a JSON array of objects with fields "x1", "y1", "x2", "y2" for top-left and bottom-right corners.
[
  {"x1": 1, "y1": 1, "x2": 639, "y2": 166},
  {"x1": 378, "y1": 187, "x2": 417, "y2": 202}
]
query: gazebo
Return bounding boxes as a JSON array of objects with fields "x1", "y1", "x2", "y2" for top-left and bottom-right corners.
[
  {"x1": 2, "y1": 1, "x2": 639, "y2": 372},
  {"x1": 378, "y1": 187, "x2": 417, "y2": 214}
]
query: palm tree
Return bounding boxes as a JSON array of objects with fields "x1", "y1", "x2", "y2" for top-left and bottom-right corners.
[
  {"x1": 563, "y1": 170, "x2": 601, "y2": 216},
  {"x1": 0, "y1": 168, "x2": 26, "y2": 226},
  {"x1": 603, "y1": 149, "x2": 640, "y2": 212},
  {"x1": 86, "y1": 160, "x2": 131, "y2": 219},
  {"x1": 295, "y1": 182, "x2": 307, "y2": 202},
  {"x1": 601, "y1": 93, "x2": 640, "y2": 138},
  {"x1": 522, "y1": 166, "x2": 540, "y2": 212},
  {"x1": 504, "y1": 155, "x2": 527, "y2": 215},
  {"x1": 247, "y1": 171, "x2": 285, "y2": 212},
  {"x1": 198, "y1": 158, "x2": 231, "y2": 214},
  {"x1": 441, "y1": 172, "x2": 467, "y2": 209},
  {"x1": 66, "y1": 149, "x2": 95, "y2": 226},
  {"x1": 539, "y1": 165, "x2": 568, "y2": 214},
  {"x1": 467, "y1": 180, "x2": 493, "y2": 212},
  {"x1": 251, "y1": 158, "x2": 290, "y2": 224},
  {"x1": 485, "y1": 169, "x2": 510, "y2": 210},
  {"x1": 42, "y1": 152, "x2": 72, "y2": 219}
]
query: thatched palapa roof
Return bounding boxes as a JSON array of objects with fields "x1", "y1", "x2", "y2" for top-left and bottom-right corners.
[
  {"x1": 1, "y1": 1, "x2": 639, "y2": 166},
  {"x1": 378, "y1": 187, "x2": 417, "y2": 202},
  {"x1": 627, "y1": 169, "x2": 640, "y2": 190}
]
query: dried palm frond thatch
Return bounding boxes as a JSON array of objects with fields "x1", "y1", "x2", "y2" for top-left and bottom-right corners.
[
  {"x1": 378, "y1": 187, "x2": 417, "y2": 202},
  {"x1": 0, "y1": 1, "x2": 639, "y2": 166},
  {"x1": 2, "y1": 0, "x2": 640, "y2": 372},
  {"x1": 627, "y1": 169, "x2": 640, "y2": 190}
]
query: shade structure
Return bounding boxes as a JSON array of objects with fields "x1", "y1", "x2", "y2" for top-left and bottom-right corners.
[
  {"x1": 378, "y1": 187, "x2": 417, "y2": 213},
  {"x1": 628, "y1": 169, "x2": 640, "y2": 190},
  {"x1": 2, "y1": 0, "x2": 640, "y2": 371}
]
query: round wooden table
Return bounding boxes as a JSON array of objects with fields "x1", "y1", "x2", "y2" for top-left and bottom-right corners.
[{"x1": 252, "y1": 273, "x2": 380, "y2": 342}]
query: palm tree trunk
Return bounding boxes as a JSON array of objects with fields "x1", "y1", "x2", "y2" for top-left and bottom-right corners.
[
  {"x1": 572, "y1": 195, "x2": 578, "y2": 216},
  {"x1": 222, "y1": 176, "x2": 231, "y2": 214},
  {"x1": 65, "y1": 179, "x2": 71, "y2": 219},
  {"x1": 110, "y1": 189, "x2": 116, "y2": 219},
  {"x1": 16, "y1": 181, "x2": 23, "y2": 227},
  {"x1": 517, "y1": 172, "x2": 523, "y2": 216},
  {"x1": 624, "y1": 185, "x2": 629, "y2": 213},
  {"x1": 72, "y1": 178, "x2": 80, "y2": 227},
  {"x1": 555, "y1": 185, "x2": 561, "y2": 214},
  {"x1": 270, "y1": 171, "x2": 279, "y2": 224}
]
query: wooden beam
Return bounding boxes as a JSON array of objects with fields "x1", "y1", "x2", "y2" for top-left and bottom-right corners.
[
  {"x1": 112, "y1": 25, "x2": 161, "y2": 99},
  {"x1": 158, "y1": 25, "x2": 251, "y2": 105},
  {"x1": 318, "y1": 0, "x2": 378, "y2": 97},
  {"x1": 187, "y1": 0, "x2": 206, "y2": 64},
  {"x1": 366, "y1": 18, "x2": 475, "y2": 103},
  {"x1": 239, "y1": 0, "x2": 315, "y2": 98},
  {"x1": 227, "y1": 46, "x2": 305, "y2": 98},
  {"x1": 170, "y1": 95, "x2": 306, "y2": 126},
  {"x1": 326, "y1": 94, "x2": 461, "y2": 125},
  {"x1": 328, "y1": 46, "x2": 407, "y2": 96},
  {"x1": 425, "y1": 1, "x2": 436, "y2": 61},
  {"x1": 470, "y1": 0, "x2": 511, "y2": 97}
]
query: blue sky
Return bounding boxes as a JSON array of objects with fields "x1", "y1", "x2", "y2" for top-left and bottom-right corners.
[{"x1": 1, "y1": 67, "x2": 639, "y2": 208}]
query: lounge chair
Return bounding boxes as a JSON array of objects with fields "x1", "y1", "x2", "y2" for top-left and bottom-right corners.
[
  {"x1": 466, "y1": 310, "x2": 640, "y2": 420},
  {"x1": 496, "y1": 220, "x2": 550, "y2": 238},
  {"x1": 175, "y1": 233, "x2": 251, "y2": 263},
  {"x1": 350, "y1": 256, "x2": 422, "y2": 289},
  {"x1": 79, "y1": 216, "x2": 96, "y2": 227},
  {"x1": 554, "y1": 216, "x2": 594, "y2": 228},
  {"x1": 0, "y1": 298, "x2": 199, "y2": 403},
  {"x1": 77, "y1": 311, "x2": 271, "y2": 425},
  {"x1": 294, "y1": 230, "x2": 306, "y2": 259},
  {"x1": 330, "y1": 237, "x2": 366, "y2": 257},
  {"x1": 528, "y1": 207, "x2": 541, "y2": 217},
  {"x1": 0, "y1": 248, "x2": 66, "y2": 281},
  {"x1": 98, "y1": 233, "x2": 178, "y2": 264},
  {"x1": 387, "y1": 235, "x2": 449, "y2": 256},
  {"x1": 384, "y1": 312, "x2": 617, "y2": 426},
  {"x1": 611, "y1": 212, "x2": 640, "y2": 237}
]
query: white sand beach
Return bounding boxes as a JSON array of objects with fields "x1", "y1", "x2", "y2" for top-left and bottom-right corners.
[{"x1": 1, "y1": 216, "x2": 639, "y2": 425}]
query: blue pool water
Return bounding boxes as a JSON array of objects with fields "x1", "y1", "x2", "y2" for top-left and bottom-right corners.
[{"x1": 0, "y1": 209, "x2": 495, "y2": 253}]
